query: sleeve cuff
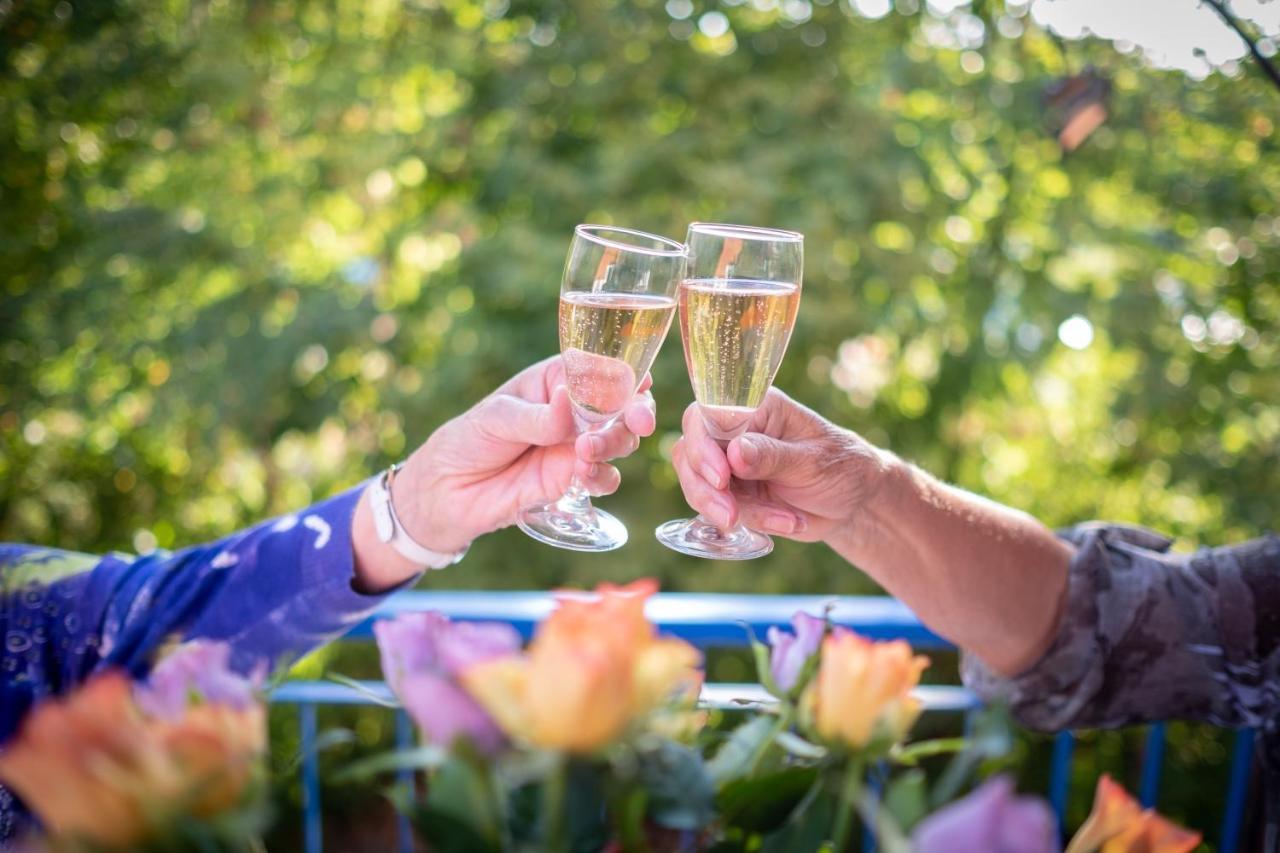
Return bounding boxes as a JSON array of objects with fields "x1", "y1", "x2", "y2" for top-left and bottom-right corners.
[
  {"x1": 960, "y1": 523, "x2": 1171, "y2": 731},
  {"x1": 298, "y1": 481, "x2": 424, "y2": 620}
]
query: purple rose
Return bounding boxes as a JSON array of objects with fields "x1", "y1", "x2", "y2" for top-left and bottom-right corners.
[
  {"x1": 766, "y1": 611, "x2": 826, "y2": 693},
  {"x1": 374, "y1": 612, "x2": 521, "y2": 754},
  {"x1": 135, "y1": 640, "x2": 262, "y2": 720},
  {"x1": 913, "y1": 775, "x2": 1059, "y2": 853}
]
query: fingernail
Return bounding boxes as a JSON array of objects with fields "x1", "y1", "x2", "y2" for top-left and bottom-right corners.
[
  {"x1": 764, "y1": 512, "x2": 798, "y2": 534},
  {"x1": 737, "y1": 436, "x2": 759, "y2": 466},
  {"x1": 587, "y1": 463, "x2": 600, "y2": 479},
  {"x1": 700, "y1": 462, "x2": 725, "y2": 490},
  {"x1": 588, "y1": 435, "x2": 603, "y2": 458}
]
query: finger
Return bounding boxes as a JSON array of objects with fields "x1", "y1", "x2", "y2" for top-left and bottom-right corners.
[
  {"x1": 497, "y1": 354, "x2": 562, "y2": 401},
  {"x1": 476, "y1": 385, "x2": 575, "y2": 447},
  {"x1": 736, "y1": 498, "x2": 807, "y2": 538},
  {"x1": 680, "y1": 403, "x2": 731, "y2": 491},
  {"x1": 621, "y1": 389, "x2": 656, "y2": 437},
  {"x1": 672, "y1": 439, "x2": 737, "y2": 529},
  {"x1": 576, "y1": 423, "x2": 641, "y2": 462},
  {"x1": 578, "y1": 461, "x2": 622, "y2": 497},
  {"x1": 726, "y1": 432, "x2": 810, "y2": 483},
  {"x1": 637, "y1": 372, "x2": 653, "y2": 394}
]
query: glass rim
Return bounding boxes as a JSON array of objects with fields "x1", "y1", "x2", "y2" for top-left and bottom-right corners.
[
  {"x1": 575, "y1": 224, "x2": 687, "y2": 257},
  {"x1": 687, "y1": 222, "x2": 804, "y2": 243}
]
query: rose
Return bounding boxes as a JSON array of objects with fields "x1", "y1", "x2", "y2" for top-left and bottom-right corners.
[
  {"x1": 1066, "y1": 775, "x2": 1201, "y2": 853},
  {"x1": 463, "y1": 579, "x2": 703, "y2": 753},
  {"x1": 135, "y1": 639, "x2": 262, "y2": 719},
  {"x1": 801, "y1": 629, "x2": 929, "y2": 750},
  {"x1": 374, "y1": 611, "x2": 521, "y2": 755},
  {"x1": 765, "y1": 610, "x2": 826, "y2": 694},
  {"x1": 0, "y1": 652, "x2": 265, "y2": 849},
  {"x1": 912, "y1": 775, "x2": 1059, "y2": 853}
]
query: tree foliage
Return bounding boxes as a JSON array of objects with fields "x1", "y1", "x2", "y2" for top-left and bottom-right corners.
[
  {"x1": 4, "y1": 0, "x2": 1276, "y2": 840},
  {"x1": 3, "y1": 0, "x2": 1277, "y2": 591}
]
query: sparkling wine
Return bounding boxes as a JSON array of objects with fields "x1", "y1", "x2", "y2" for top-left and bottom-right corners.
[
  {"x1": 559, "y1": 290, "x2": 677, "y2": 421},
  {"x1": 679, "y1": 278, "x2": 801, "y2": 438}
]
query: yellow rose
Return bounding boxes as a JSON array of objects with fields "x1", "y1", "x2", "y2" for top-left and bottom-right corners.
[
  {"x1": 463, "y1": 579, "x2": 702, "y2": 752},
  {"x1": 803, "y1": 630, "x2": 929, "y2": 750},
  {"x1": 1066, "y1": 775, "x2": 1201, "y2": 853},
  {"x1": 0, "y1": 672, "x2": 265, "y2": 849}
]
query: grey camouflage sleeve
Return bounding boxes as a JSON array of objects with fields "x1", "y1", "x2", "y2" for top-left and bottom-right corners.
[{"x1": 961, "y1": 522, "x2": 1280, "y2": 731}]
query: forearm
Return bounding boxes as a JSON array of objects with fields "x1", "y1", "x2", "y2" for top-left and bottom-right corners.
[{"x1": 829, "y1": 457, "x2": 1073, "y2": 676}]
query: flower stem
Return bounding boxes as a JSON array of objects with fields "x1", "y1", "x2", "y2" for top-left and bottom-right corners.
[
  {"x1": 830, "y1": 758, "x2": 865, "y2": 852},
  {"x1": 543, "y1": 755, "x2": 570, "y2": 853}
]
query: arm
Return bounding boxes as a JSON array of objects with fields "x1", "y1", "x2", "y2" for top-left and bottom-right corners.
[
  {"x1": 672, "y1": 388, "x2": 1070, "y2": 675},
  {"x1": 1, "y1": 356, "x2": 655, "y2": 739},
  {"x1": 672, "y1": 388, "x2": 1280, "y2": 729}
]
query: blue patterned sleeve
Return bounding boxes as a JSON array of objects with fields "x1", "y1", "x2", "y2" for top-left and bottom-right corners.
[{"x1": 1, "y1": 482, "x2": 413, "y2": 741}]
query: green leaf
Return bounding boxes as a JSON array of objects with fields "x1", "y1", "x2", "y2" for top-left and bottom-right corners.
[
  {"x1": 427, "y1": 753, "x2": 504, "y2": 845},
  {"x1": 890, "y1": 737, "x2": 968, "y2": 767},
  {"x1": 333, "y1": 745, "x2": 449, "y2": 783},
  {"x1": 760, "y1": 782, "x2": 836, "y2": 853},
  {"x1": 775, "y1": 730, "x2": 828, "y2": 761},
  {"x1": 605, "y1": 784, "x2": 649, "y2": 853},
  {"x1": 706, "y1": 715, "x2": 780, "y2": 786},
  {"x1": 408, "y1": 803, "x2": 500, "y2": 853},
  {"x1": 857, "y1": 786, "x2": 913, "y2": 853},
  {"x1": 751, "y1": 637, "x2": 785, "y2": 698},
  {"x1": 324, "y1": 673, "x2": 401, "y2": 708},
  {"x1": 717, "y1": 766, "x2": 821, "y2": 834},
  {"x1": 883, "y1": 769, "x2": 928, "y2": 832},
  {"x1": 930, "y1": 707, "x2": 1014, "y2": 807},
  {"x1": 634, "y1": 738, "x2": 716, "y2": 831},
  {"x1": 283, "y1": 727, "x2": 358, "y2": 773}
]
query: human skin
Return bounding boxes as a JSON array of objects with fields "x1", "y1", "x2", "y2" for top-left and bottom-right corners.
[
  {"x1": 350, "y1": 356, "x2": 657, "y2": 592},
  {"x1": 670, "y1": 388, "x2": 1073, "y2": 676}
]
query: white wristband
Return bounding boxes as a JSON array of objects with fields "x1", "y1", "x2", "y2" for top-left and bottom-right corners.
[{"x1": 368, "y1": 464, "x2": 468, "y2": 570}]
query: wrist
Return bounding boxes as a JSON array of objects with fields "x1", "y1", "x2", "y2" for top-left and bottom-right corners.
[
  {"x1": 825, "y1": 446, "x2": 915, "y2": 562},
  {"x1": 392, "y1": 452, "x2": 475, "y2": 555}
]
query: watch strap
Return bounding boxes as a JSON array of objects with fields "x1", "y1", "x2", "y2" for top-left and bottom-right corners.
[{"x1": 369, "y1": 465, "x2": 467, "y2": 570}]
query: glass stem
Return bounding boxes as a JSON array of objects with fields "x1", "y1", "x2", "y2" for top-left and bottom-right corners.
[{"x1": 555, "y1": 475, "x2": 594, "y2": 516}]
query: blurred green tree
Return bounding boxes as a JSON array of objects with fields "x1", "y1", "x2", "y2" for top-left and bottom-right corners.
[{"x1": 2, "y1": 0, "x2": 1276, "y2": 841}]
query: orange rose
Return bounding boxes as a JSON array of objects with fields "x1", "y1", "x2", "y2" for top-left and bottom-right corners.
[
  {"x1": 0, "y1": 672, "x2": 265, "y2": 849},
  {"x1": 802, "y1": 630, "x2": 929, "y2": 750},
  {"x1": 1066, "y1": 775, "x2": 1201, "y2": 853},
  {"x1": 464, "y1": 579, "x2": 702, "y2": 752}
]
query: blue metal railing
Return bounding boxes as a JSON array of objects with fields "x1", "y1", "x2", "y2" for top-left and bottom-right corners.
[{"x1": 269, "y1": 591, "x2": 1256, "y2": 852}]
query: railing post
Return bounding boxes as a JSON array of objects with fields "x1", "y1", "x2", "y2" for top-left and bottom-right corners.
[
  {"x1": 1220, "y1": 728, "x2": 1255, "y2": 853},
  {"x1": 1139, "y1": 723, "x2": 1166, "y2": 807},
  {"x1": 300, "y1": 703, "x2": 322, "y2": 853},
  {"x1": 1049, "y1": 731, "x2": 1075, "y2": 833}
]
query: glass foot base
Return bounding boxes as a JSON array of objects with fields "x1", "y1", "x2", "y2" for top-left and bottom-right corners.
[
  {"x1": 518, "y1": 503, "x2": 628, "y2": 553},
  {"x1": 654, "y1": 517, "x2": 773, "y2": 560}
]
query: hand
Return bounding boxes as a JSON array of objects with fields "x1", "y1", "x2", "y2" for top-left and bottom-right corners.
[
  {"x1": 353, "y1": 355, "x2": 655, "y2": 590},
  {"x1": 400, "y1": 355, "x2": 656, "y2": 551},
  {"x1": 670, "y1": 388, "x2": 895, "y2": 547}
]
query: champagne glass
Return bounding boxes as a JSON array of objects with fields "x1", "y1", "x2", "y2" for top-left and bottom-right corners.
[
  {"x1": 656, "y1": 222, "x2": 803, "y2": 560},
  {"x1": 517, "y1": 224, "x2": 686, "y2": 552}
]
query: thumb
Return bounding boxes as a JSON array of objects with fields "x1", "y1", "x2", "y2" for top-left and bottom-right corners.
[
  {"x1": 727, "y1": 433, "x2": 810, "y2": 483},
  {"x1": 476, "y1": 386, "x2": 576, "y2": 447}
]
